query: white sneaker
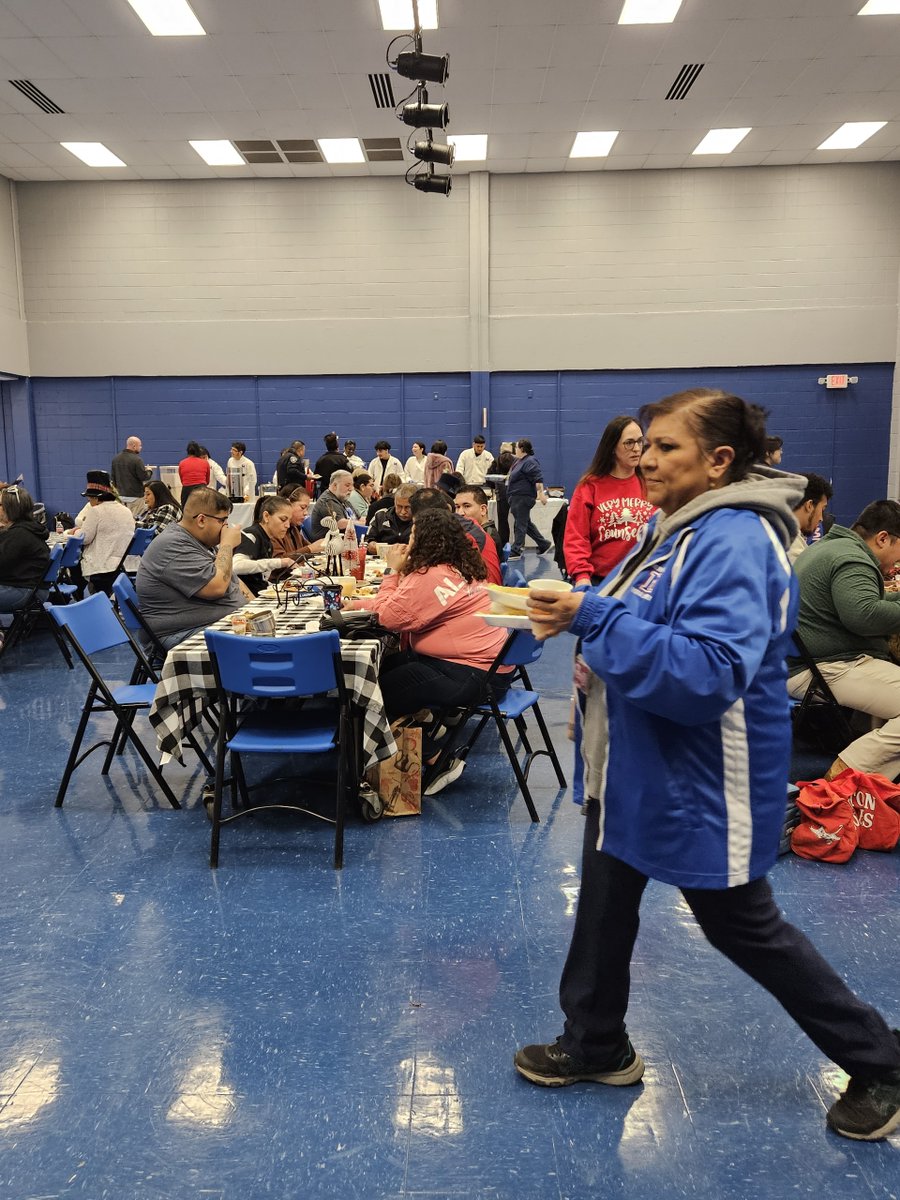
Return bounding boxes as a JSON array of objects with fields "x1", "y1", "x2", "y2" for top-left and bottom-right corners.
[{"x1": 424, "y1": 757, "x2": 466, "y2": 796}]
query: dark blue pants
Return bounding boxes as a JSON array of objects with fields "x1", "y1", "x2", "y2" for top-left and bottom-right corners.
[
  {"x1": 379, "y1": 649, "x2": 491, "y2": 721},
  {"x1": 559, "y1": 798, "x2": 900, "y2": 1077},
  {"x1": 508, "y1": 495, "x2": 549, "y2": 554}
]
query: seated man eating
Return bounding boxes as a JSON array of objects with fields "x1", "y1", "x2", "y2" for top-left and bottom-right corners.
[
  {"x1": 136, "y1": 487, "x2": 245, "y2": 651},
  {"x1": 789, "y1": 499, "x2": 900, "y2": 781}
]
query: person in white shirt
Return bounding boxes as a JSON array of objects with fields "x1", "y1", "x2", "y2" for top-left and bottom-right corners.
[
  {"x1": 226, "y1": 442, "x2": 257, "y2": 502},
  {"x1": 456, "y1": 435, "x2": 494, "y2": 486},
  {"x1": 200, "y1": 447, "x2": 226, "y2": 491},
  {"x1": 404, "y1": 441, "x2": 427, "y2": 485},
  {"x1": 344, "y1": 440, "x2": 365, "y2": 472},
  {"x1": 788, "y1": 472, "x2": 833, "y2": 564},
  {"x1": 73, "y1": 470, "x2": 136, "y2": 594},
  {"x1": 367, "y1": 441, "x2": 405, "y2": 493}
]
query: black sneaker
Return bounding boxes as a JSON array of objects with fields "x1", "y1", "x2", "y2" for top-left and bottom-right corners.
[
  {"x1": 827, "y1": 1058, "x2": 900, "y2": 1141},
  {"x1": 514, "y1": 1037, "x2": 644, "y2": 1088}
]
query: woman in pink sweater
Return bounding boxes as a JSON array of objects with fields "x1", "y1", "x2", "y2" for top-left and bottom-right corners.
[{"x1": 351, "y1": 507, "x2": 509, "y2": 792}]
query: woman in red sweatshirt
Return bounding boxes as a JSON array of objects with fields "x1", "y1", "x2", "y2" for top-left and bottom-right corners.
[{"x1": 563, "y1": 415, "x2": 656, "y2": 586}]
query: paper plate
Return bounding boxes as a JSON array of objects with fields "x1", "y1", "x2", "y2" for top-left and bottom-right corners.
[
  {"x1": 477, "y1": 611, "x2": 532, "y2": 629},
  {"x1": 485, "y1": 583, "x2": 530, "y2": 613}
]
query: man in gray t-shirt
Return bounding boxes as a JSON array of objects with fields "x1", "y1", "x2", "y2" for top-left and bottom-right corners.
[{"x1": 136, "y1": 487, "x2": 244, "y2": 650}]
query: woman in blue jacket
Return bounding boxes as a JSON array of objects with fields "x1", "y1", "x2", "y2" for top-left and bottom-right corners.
[
  {"x1": 506, "y1": 439, "x2": 552, "y2": 558},
  {"x1": 515, "y1": 388, "x2": 900, "y2": 1142}
]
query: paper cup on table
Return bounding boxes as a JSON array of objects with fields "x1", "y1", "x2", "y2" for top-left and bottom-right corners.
[
  {"x1": 376, "y1": 543, "x2": 390, "y2": 559},
  {"x1": 338, "y1": 576, "x2": 356, "y2": 598}
]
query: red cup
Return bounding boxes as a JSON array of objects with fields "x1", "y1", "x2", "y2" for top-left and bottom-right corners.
[{"x1": 349, "y1": 544, "x2": 366, "y2": 582}]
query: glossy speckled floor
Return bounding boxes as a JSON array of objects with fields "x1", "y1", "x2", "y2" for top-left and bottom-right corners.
[{"x1": 1, "y1": 555, "x2": 899, "y2": 1199}]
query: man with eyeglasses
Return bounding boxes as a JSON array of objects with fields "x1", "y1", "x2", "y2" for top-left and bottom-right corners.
[
  {"x1": 137, "y1": 487, "x2": 245, "y2": 651},
  {"x1": 788, "y1": 499, "x2": 900, "y2": 783}
]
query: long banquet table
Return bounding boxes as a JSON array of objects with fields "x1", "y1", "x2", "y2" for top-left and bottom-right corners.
[{"x1": 148, "y1": 593, "x2": 398, "y2": 771}]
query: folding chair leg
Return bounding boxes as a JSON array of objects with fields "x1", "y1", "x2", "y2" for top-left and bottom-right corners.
[
  {"x1": 513, "y1": 714, "x2": 534, "y2": 756},
  {"x1": 209, "y1": 723, "x2": 228, "y2": 868},
  {"x1": 530, "y1": 703, "x2": 567, "y2": 788},
  {"x1": 54, "y1": 683, "x2": 98, "y2": 807},
  {"x1": 119, "y1": 722, "x2": 180, "y2": 808},
  {"x1": 493, "y1": 704, "x2": 540, "y2": 823}
]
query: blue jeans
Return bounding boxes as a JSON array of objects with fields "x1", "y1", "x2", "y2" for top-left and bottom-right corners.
[
  {"x1": 508, "y1": 494, "x2": 549, "y2": 554},
  {"x1": 0, "y1": 583, "x2": 37, "y2": 615}
]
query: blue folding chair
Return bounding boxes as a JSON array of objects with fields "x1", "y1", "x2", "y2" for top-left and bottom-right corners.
[
  {"x1": 1, "y1": 541, "x2": 67, "y2": 663},
  {"x1": 300, "y1": 515, "x2": 314, "y2": 540},
  {"x1": 44, "y1": 593, "x2": 181, "y2": 808},
  {"x1": 111, "y1": 572, "x2": 166, "y2": 669},
  {"x1": 501, "y1": 542, "x2": 511, "y2": 564},
  {"x1": 51, "y1": 534, "x2": 85, "y2": 603},
  {"x1": 426, "y1": 629, "x2": 566, "y2": 821},
  {"x1": 354, "y1": 523, "x2": 369, "y2": 543},
  {"x1": 114, "y1": 525, "x2": 156, "y2": 577},
  {"x1": 204, "y1": 629, "x2": 356, "y2": 869}
]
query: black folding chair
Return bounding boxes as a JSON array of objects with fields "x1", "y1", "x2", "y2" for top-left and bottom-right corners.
[
  {"x1": 790, "y1": 630, "x2": 855, "y2": 754},
  {"x1": 425, "y1": 629, "x2": 566, "y2": 822},
  {"x1": 44, "y1": 593, "x2": 183, "y2": 808}
]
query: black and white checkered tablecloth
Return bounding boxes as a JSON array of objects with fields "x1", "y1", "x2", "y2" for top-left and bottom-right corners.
[{"x1": 148, "y1": 597, "x2": 397, "y2": 770}]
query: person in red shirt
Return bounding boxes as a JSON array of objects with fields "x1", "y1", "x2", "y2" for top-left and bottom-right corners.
[
  {"x1": 563, "y1": 416, "x2": 656, "y2": 586},
  {"x1": 178, "y1": 440, "x2": 211, "y2": 506}
]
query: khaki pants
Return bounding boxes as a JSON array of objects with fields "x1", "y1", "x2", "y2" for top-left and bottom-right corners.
[{"x1": 788, "y1": 654, "x2": 900, "y2": 780}]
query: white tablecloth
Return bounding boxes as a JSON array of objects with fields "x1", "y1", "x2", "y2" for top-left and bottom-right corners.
[{"x1": 488, "y1": 496, "x2": 566, "y2": 543}]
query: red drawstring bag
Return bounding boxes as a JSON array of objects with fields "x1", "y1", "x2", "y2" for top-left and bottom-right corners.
[
  {"x1": 792, "y1": 769, "x2": 900, "y2": 861},
  {"x1": 791, "y1": 778, "x2": 859, "y2": 862},
  {"x1": 825, "y1": 768, "x2": 900, "y2": 852}
]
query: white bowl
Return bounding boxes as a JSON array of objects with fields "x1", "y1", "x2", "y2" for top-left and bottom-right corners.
[{"x1": 526, "y1": 578, "x2": 573, "y2": 594}]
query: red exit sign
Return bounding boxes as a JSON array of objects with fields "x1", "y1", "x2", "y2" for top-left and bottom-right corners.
[{"x1": 825, "y1": 374, "x2": 849, "y2": 389}]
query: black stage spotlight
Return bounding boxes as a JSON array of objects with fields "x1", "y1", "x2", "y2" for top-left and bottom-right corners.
[
  {"x1": 413, "y1": 138, "x2": 455, "y2": 166},
  {"x1": 399, "y1": 98, "x2": 449, "y2": 129},
  {"x1": 413, "y1": 171, "x2": 452, "y2": 195},
  {"x1": 394, "y1": 50, "x2": 449, "y2": 85}
]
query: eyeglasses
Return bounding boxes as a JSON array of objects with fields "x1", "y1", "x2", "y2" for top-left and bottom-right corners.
[
  {"x1": 200, "y1": 512, "x2": 229, "y2": 525},
  {"x1": 622, "y1": 438, "x2": 647, "y2": 451}
]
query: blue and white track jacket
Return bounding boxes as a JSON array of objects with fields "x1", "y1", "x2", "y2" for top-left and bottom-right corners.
[{"x1": 570, "y1": 470, "x2": 804, "y2": 889}]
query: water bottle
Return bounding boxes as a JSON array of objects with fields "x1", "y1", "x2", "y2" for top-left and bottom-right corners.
[{"x1": 341, "y1": 521, "x2": 359, "y2": 578}]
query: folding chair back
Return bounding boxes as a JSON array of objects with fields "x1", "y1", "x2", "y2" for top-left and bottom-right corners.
[
  {"x1": 59, "y1": 535, "x2": 84, "y2": 569},
  {"x1": 498, "y1": 628, "x2": 543, "y2": 667},
  {"x1": 207, "y1": 628, "x2": 341, "y2": 699},
  {"x1": 204, "y1": 629, "x2": 352, "y2": 868},
  {"x1": 301, "y1": 515, "x2": 314, "y2": 540},
  {"x1": 354, "y1": 523, "x2": 369, "y2": 542},
  {"x1": 501, "y1": 542, "x2": 511, "y2": 564},
  {"x1": 115, "y1": 525, "x2": 156, "y2": 576},
  {"x1": 47, "y1": 588, "x2": 134, "y2": 656}
]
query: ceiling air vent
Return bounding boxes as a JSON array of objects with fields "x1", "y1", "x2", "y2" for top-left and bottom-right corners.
[
  {"x1": 363, "y1": 137, "x2": 404, "y2": 162},
  {"x1": 10, "y1": 79, "x2": 64, "y2": 114},
  {"x1": 368, "y1": 73, "x2": 395, "y2": 110},
  {"x1": 277, "y1": 139, "x2": 323, "y2": 164},
  {"x1": 666, "y1": 64, "x2": 704, "y2": 102}
]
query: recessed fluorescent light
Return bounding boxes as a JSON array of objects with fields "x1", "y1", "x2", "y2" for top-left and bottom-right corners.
[
  {"x1": 693, "y1": 127, "x2": 751, "y2": 155},
  {"x1": 189, "y1": 140, "x2": 244, "y2": 166},
  {"x1": 817, "y1": 120, "x2": 887, "y2": 150},
  {"x1": 378, "y1": 1, "x2": 438, "y2": 30},
  {"x1": 61, "y1": 142, "x2": 126, "y2": 168},
  {"x1": 619, "y1": 0, "x2": 683, "y2": 24},
  {"x1": 570, "y1": 131, "x2": 619, "y2": 158},
  {"x1": 318, "y1": 138, "x2": 365, "y2": 164},
  {"x1": 447, "y1": 134, "x2": 487, "y2": 161},
  {"x1": 125, "y1": 0, "x2": 205, "y2": 36},
  {"x1": 858, "y1": 2, "x2": 900, "y2": 14}
]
